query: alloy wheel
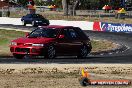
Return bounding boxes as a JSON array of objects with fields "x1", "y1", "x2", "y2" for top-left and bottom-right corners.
[
  {"x1": 32, "y1": 21, "x2": 35, "y2": 26},
  {"x1": 47, "y1": 45, "x2": 56, "y2": 59},
  {"x1": 78, "y1": 45, "x2": 88, "y2": 58}
]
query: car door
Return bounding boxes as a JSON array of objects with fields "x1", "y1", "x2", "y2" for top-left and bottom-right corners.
[
  {"x1": 56, "y1": 28, "x2": 73, "y2": 55},
  {"x1": 57, "y1": 28, "x2": 81, "y2": 55},
  {"x1": 24, "y1": 14, "x2": 33, "y2": 24},
  {"x1": 67, "y1": 27, "x2": 82, "y2": 54}
]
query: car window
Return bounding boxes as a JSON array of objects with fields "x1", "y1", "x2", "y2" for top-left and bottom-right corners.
[
  {"x1": 38, "y1": 14, "x2": 43, "y2": 18},
  {"x1": 32, "y1": 14, "x2": 42, "y2": 18},
  {"x1": 63, "y1": 29, "x2": 71, "y2": 39},
  {"x1": 74, "y1": 27, "x2": 88, "y2": 39},
  {"x1": 29, "y1": 29, "x2": 42, "y2": 37},
  {"x1": 25, "y1": 14, "x2": 32, "y2": 18},
  {"x1": 42, "y1": 29, "x2": 57, "y2": 38},
  {"x1": 32, "y1": 14, "x2": 38, "y2": 18},
  {"x1": 68, "y1": 28, "x2": 79, "y2": 39},
  {"x1": 62, "y1": 28, "x2": 78, "y2": 40},
  {"x1": 28, "y1": 28, "x2": 57, "y2": 38}
]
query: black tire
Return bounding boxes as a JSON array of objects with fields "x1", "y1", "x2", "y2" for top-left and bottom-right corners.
[
  {"x1": 32, "y1": 21, "x2": 37, "y2": 27},
  {"x1": 80, "y1": 77, "x2": 90, "y2": 86},
  {"x1": 45, "y1": 45, "x2": 56, "y2": 59},
  {"x1": 77, "y1": 45, "x2": 88, "y2": 58},
  {"x1": 13, "y1": 54, "x2": 24, "y2": 59},
  {"x1": 23, "y1": 55, "x2": 32, "y2": 59},
  {"x1": 46, "y1": 23, "x2": 49, "y2": 26},
  {"x1": 22, "y1": 20, "x2": 26, "y2": 26}
]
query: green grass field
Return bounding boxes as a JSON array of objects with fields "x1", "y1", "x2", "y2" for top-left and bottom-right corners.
[
  {"x1": 0, "y1": 29, "x2": 25, "y2": 57},
  {"x1": 0, "y1": 29, "x2": 117, "y2": 57}
]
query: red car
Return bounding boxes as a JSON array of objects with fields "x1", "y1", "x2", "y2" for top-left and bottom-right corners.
[{"x1": 10, "y1": 25, "x2": 92, "y2": 59}]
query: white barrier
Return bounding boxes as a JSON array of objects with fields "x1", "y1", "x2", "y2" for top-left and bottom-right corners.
[
  {"x1": 93, "y1": 21, "x2": 132, "y2": 33},
  {"x1": 0, "y1": 17, "x2": 94, "y2": 30},
  {"x1": 0, "y1": 17, "x2": 22, "y2": 25}
]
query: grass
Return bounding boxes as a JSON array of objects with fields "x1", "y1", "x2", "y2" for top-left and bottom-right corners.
[
  {"x1": 0, "y1": 29, "x2": 25, "y2": 57},
  {"x1": 91, "y1": 40, "x2": 117, "y2": 52},
  {"x1": 0, "y1": 29, "x2": 117, "y2": 57}
]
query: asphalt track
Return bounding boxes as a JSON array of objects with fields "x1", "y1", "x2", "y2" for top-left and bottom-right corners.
[{"x1": 0, "y1": 24, "x2": 132, "y2": 64}]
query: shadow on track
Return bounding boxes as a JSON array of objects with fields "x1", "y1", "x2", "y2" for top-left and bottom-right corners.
[
  {"x1": 0, "y1": 55, "x2": 132, "y2": 64},
  {"x1": 0, "y1": 24, "x2": 35, "y2": 31}
]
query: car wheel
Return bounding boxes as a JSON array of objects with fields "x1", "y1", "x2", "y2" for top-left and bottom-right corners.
[
  {"x1": 78, "y1": 45, "x2": 88, "y2": 58},
  {"x1": 22, "y1": 20, "x2": 26, "y2": 26},
  {"x1": 32, "y1": 21, "x2": 37, "y2": 27},
  {"x1": 46, "y1": 45, "x2": 56, "y2": 59},
  {"x1": 13, "y1": 54, "x2": 24, "y2": 59},
  {"x1": 45, "y1": 23, "x2": 49, "y2": 26}
]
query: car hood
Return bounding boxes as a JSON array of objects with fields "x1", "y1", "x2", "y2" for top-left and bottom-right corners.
[{"x1": 12, "y1": 37, "x2": 55, "y2": 44}]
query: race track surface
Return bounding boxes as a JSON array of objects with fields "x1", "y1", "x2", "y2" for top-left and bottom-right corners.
[{"x1": 0, "y1": 24, "x2": 132, "y2": 64}]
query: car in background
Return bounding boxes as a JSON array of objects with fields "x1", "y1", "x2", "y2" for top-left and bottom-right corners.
[
  {"x1": 21, "y1": 14, "x2": 50, "y2": 27},
  {"x1": 10, "y1": 25, "x2": 92, "y2": 59}
]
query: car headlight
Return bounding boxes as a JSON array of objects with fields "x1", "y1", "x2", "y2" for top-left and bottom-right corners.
[
  {"x1": 11, "y1": 42, "x2": 17, "y2": 46},
  {"x1": 32, "y1": 44, "x2": 44, "y2": 47},
  {"x1": 35, "y1": 21, "x2": 38, "y2": 22}
]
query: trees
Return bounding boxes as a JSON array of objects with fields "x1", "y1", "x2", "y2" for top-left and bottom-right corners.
[
  {"x1": 76, "y1": 0, "x2": 100, "y2": 10},
  {"x1": 17, "y1": 0, "x2": 27, "y2": 7},
  {"x1": 62, "y1": 0, "x2": 80, "y2": 16},
  {"x1": 62, "y1": 0, "x2": 68, "y2": 15}
]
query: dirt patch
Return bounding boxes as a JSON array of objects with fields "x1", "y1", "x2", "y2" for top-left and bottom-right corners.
[
  {"x1": 0, "y1": 64, "x2": 131, "y2": 88},
  {"x1": 91, "y1": 40, "x2": 120, "y2": 53}
]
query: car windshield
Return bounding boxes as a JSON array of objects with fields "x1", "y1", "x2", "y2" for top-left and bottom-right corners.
[
  {"x1": 28, "y1": 28, "x2": 57, "y2": 38},
  {"x1": 34, "y1": 14, "x2": 43, "y2": 18}
]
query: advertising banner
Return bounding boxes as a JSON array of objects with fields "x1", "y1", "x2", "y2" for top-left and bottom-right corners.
[{"x1": 93, "y1": 22, "x2": 132, "y2": 33}]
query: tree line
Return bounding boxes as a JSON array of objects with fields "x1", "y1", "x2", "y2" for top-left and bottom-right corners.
[
  {"x1": 13, "y1": 0, "x2": 128, "y2": 9},
  {"x1": 9, "y1": 0, "x2": 132, "y2": 15}
]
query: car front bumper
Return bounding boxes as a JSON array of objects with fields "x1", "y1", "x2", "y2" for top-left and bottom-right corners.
[
  {"x1": 35, "y1": 21, "x2": 48, "y2": 26},
  {"x1": 10, "y1": 46, "x2": 45, "y2": 56}
]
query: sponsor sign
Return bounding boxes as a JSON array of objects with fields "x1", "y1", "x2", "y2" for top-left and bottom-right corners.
[
  {"x1": 93, "y1": 22, "x2": 132, "y2": 33},
  {"x1": 79, "y1": 68, "x2": 131, "y2": 86}
]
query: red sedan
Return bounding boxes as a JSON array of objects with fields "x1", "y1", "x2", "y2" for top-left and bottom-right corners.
[{"x1": 10, "y1": 25, "x2": 92, "y2": 59}]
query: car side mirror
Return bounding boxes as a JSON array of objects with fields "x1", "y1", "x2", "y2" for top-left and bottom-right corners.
[
  {"x1": 25, "y1": 32, "x2": 29, "y2": 37},
  {"x1": 58, "y1": 35, "x2": 65, "y2": 39}
]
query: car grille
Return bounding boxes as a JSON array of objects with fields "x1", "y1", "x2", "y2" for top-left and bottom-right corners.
[
  {"x1": 17, "y1": 43, "x2": 24, "y2": 46},
  {"x1": 17, "y1": 43, "x2": 32, "y2": 46},
  {"x1": 15, "y1": 48, "x2": 30, "y2": 53}
]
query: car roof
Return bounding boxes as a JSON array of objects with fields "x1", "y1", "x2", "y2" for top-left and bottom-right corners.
[{"x1": 41, "y1": 25, "x2": 74, "y2": 29}]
